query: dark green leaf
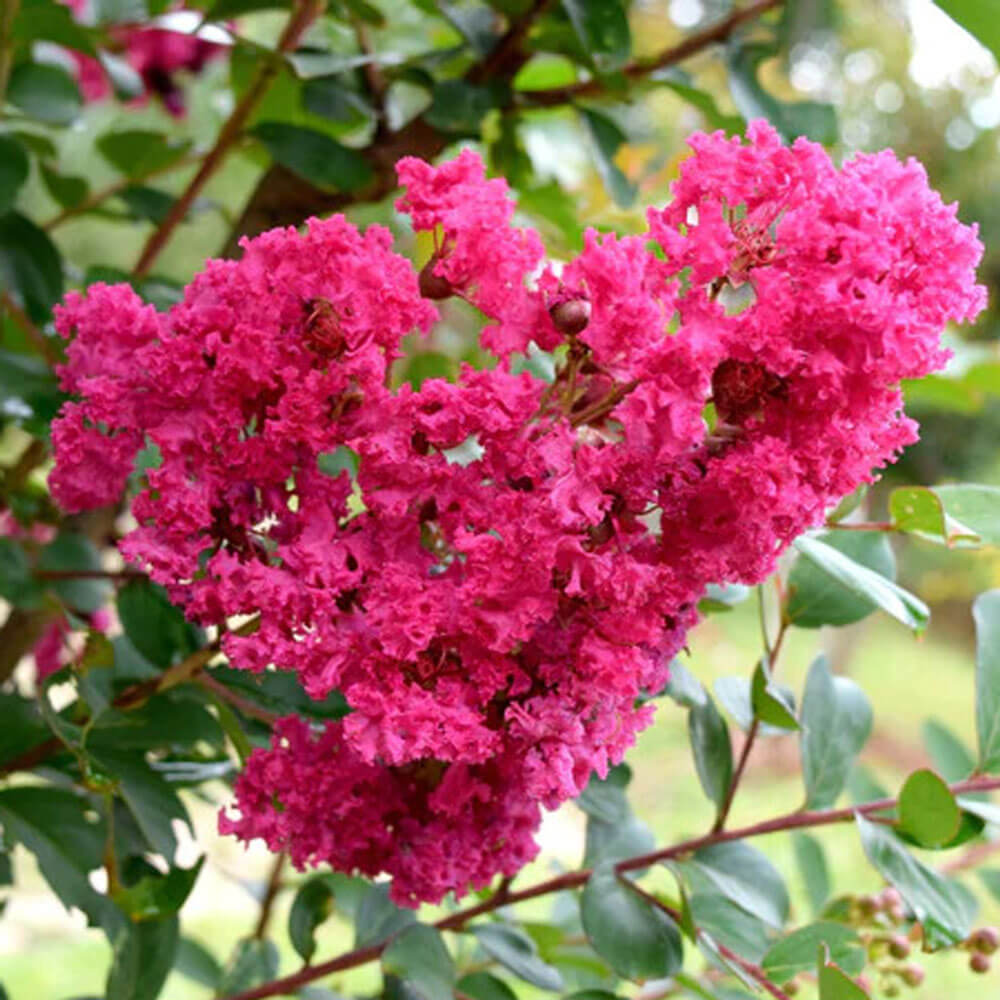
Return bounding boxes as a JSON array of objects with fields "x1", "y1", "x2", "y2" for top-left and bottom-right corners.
[
  {"x1": 301, "y1": 76, "x2": 373, "y2": 126},
  {"x1": 438, "y1": 1, "x2": 501, "y2": 56},
  {"x1": 792, "y1": 832, "x2": 830, "y2": 917},
  {"x1": 689, "y1": 892, "x2": 770, "y2": 962},
  {"x1": 96, "y1": 131, "x2": 193, "y2": 179},
  {"x1": 800, "y1": 656, "x2": 872, "y2": 809},
  {"x1": 751, "y1": 658, "x2": 798, "y2": 730},
  {"x1": 897, "y1": 769, "x2": 961, "y2": 848},
  {"x1": 424, "y1": 80, "x2": 504, "y2": 135},
  {"x1": 174, "y1": 936, "x2": 222, "y2": 988},
  {"x1": 0, "y1": 135, "x2": 29, "y2": 216},
  {"x1": 116, "y1": 578, "x2": 200, "y2": 669},
  {"x1": 118, "y1": 186, "x2": 176, "y2": 225},
  {"x1": 7, "y1": 62, "x2": 81, "y2": 125},
  {"x1": 382, "y1": 925, "x2": 455, "y2": 1000},
  {"x1": 856, "y1": 814, "x2": 975, "y2": 949},
  {"x1": 580, "y1": 866, "x2": 682, "y2": 982},
  {"x1": 455, "y1": 972, "x2": 517, "y2": 1000},
  {"x1": 354, "y1": 883, "x2": 417, "y2": 948},
  {"x1": 576, "y1": 763, "x2": 630, "y2": 823},
  {"x1": 253, "y1": 122, "x2": 374, "y2": 192},
  {"x1": 681, "y1": 842, "x2": 789, "y2": 929},
  {"x1": 762, "y1": 923, "x2": 864, "y2": 982},
  {"x1": 12, "y1": 0, "x2": 98, "y2": 54},
  {"x1": 0, "y1": 212, "x2": 64, "y2": 322},
  {"x1": 207, "y1": 665, "x2": 349, "y2": 721},
  {"x1": 713, "y1": 676, "x2": 793, "y2": 736},
  {"x1": 787, "y1": 532, "x2": 896, "y2": 629},
  {"x1": 689, "y1": 695, "x2": 733, "y2": 808},
  {"x1": 933, "y1": 1, "x2": 1000, "y2": 63},
  {"x1": 113, "y1": 858, "x2": 204, "y2": 921},
  {"x1": 289, "y1": 875, "x2": 336, "y2": 963},
  {"x1": 817, "y1": 945, "x2": 869, "y2": 1000},
  {"x1": 38, "y1": 533, "x2": 111, "y2": 615},
  {"x1": 217, "y1": 938, "x2": 280, "y2": 996},
  {"x1": 663, "y1": 660, "x2": 706, "y2": 708},
  {"x1": 657, "y1": 80, "x2": 745, "y2": 133},
  {"x1": 975, "y1": 590, "x2": 1000, "y2": 773},
  {"x1": 40, "y1": 164, "x2": 89, "y2": 210},
  {"x1": 106, "y1": 916, "x2": 179, "y2": 1000},
  {"x1": 922, "y1": 719, "x2": 975, "y2": 782},
  {"x1": 98, "y1": 49, "x2": 145, "y2": 100},
  {"x1": 791, "y1": 535, "x2": 928, "y2": 632},
  {"x1": 583, "y1": 812, "x2": 655, "y2": 867},
  {"x1": 562, "y1": 0, "x2": 630, "y2": 73},
  {"x1": 579, "y1": 108, "x2": 635, "y2": 208},
  {"x1": 471, "y1": 924, "x2": 564, "y2": 991},
  {"x1": 0, "y1": 538, "x2": 43, "y2": 608}
]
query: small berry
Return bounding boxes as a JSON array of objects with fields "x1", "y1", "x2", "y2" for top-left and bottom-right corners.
[
  {"x1": 418, "y1": 256, "x2": 453, "y2": 299},
  {"x1": 782, "y1": 979, "x2": 799, "y2": 996},
  {"x1": 901, "y1": 964, "x2": 925, "y2": 988},
  {"x1": 549, "y1": 297, "x2": 591, "y2": 336},
  {"x1": 970, "y1": 953, "x2": 991, "y2": 974},
  {"x1": 889, "y1": 935, "x2": 911, "y2": 959},
  {"x1": 971, "y1": 927, "x2": 1000, "y2": 955},
  {"x1": 884, "y1": 982, "x2": 901, "y2": 998}
]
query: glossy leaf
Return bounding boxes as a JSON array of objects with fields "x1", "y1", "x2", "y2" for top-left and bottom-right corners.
[
  {"x1": 763, "y1": 923, "x2": 864, "y2": 982},
  {"x1": 793, "y1": 832, "x2": 831, "y2": 917},
  {"x1": 289, "y1": 876, "x2": 336, "y2": 963},
  {"x1": 382, "y1": 925, "x2": 455, "y2": 1000},
  {"x1": 689, "y1": 892, "x2": 770, "y2": 962},
  {"x1": 106, "y1": 917, "x2": 179, "y2": 1000},
  {"x1": 786, "y1": 531, "x2": 897, "y2": 628},
  {"x1": 0, "y1": 135, "x2": 29, "y2": 216},
  {"x1": 751, "y1": 658, "x2": 799, "y2": 730},
  {"x1": 96, "y1": 131, "x2": 193, "y2": 179},
  {"x1": 817, "y1": 947, "x2": 869, "y2": 1000},
  {"x1": 856, "y1": 815, "x2": 975, "y2": 948},
  {"x1": 689, "y1": 695, "x2": 733, "y2": 808},
  {"x1": 0, "y1": 212, "x2": 64, "y2": 321},
  {"x1": 38, "y1": 532, "x2": 112, "y2": 615},
  {"x1": 471, "y1": 924, "x2": 563, "y2": 991},
  {"x1": 800, "y1": 656, "x2": 873, "y2": 809},
  {"x1": 116, "y1": 579, "x2": 200, "y2": 669},
  {"x1": 579, "y1": 108, "x2": 635, "y2": 207},
  {"x1": 562, "y1": 0, "x2": 631, "y2": 73},
  {"x1": 580, "y1": 865, "x2": 682, "y2": 981},
  {"x1": 576, "y1": 763, "x2": 631, "y2": 823},
  {"x1": 217, "y1": 938, "x2": 280, "y2": 996},
  {"x1": 933, "y1": 0, "x2": 1000, "y2": 62},
  {"x1": 897, "y1": 769, "x2": 961, "y2": 848},
  {"x1": 174, "y1": 937, "x2": 222, "y2": 988},
  {"x1": 253, "y1": 122, "x2": 374, "y2": 192},
  {"x1": 974, "y1": 590, "x2": 1000, "y2": 772},
  {"x1": 113, "y1": 859, "x2": 204, "y2": 921},
  {"x1": 935, "y1": 484, "x2": 1000, "y2": 545},
  {"x1": 455, "y1": 972, "x2": 518, "y2": 1000},
  {"x1": 354, "y1": 883, "x2": 417, "y2": 948},
  {"x1": 7, "y1": 62, "x2": 81, "y2": 125},
  {"x1": 12, "y1": 0, "x2": 97, "y2": 54},
  {"x1": 791, "y1": 535, "x2": 929, "y2": 632},
  {"x1": 424, "y1": 80, "x2": 503, "y2": 134}
]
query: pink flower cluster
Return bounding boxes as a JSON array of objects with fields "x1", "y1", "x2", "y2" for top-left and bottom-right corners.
[
  {"x1": 62, "y1": 0, "x2": 224, "y2": 116},
  {"x1": 49, "y1": 123, "x2": 985, "y2": 904}
]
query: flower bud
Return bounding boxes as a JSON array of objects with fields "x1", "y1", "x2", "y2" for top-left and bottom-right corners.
[
  {"x1": 884, "y1": 982, "x2": 900, "y2": 997},
  {"x1": 970, "y1": 952, "x2": 992, "y2": 974},
  {"x1": 857, "y1": 894, "x2": 880, "y2": 918},
  {"x1": 901, "y1": 964, "x2": 925, "y2": 988},
  {"x1": 971, "y1": 927, "x2": 1000, "y2": 954},
  {"x1": 782, "y1": 979, "x2": 799, "y2": 996},
  {"x1": 549, "y1": 297, "x2": 591, "y2": 336},
  {"x1": 419, "y1": 257, "x2": 453, "y2": 300},
  {"x1": 888, "y1": 935, "x2": 911, "y2": 959}
]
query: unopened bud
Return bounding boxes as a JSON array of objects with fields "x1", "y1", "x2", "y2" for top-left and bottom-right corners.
[
  {"x1": 971, "y1": 927, "x2": 1000, "y2": 954},
  {"x1": 889, "y1": 935, "x2": 911, "y2": 959},
  {"x1": 782, "y1": 979, "x2": 799, "y2": 996},
  {"x1": 970, "y1": 952, "x2": 992, "y2": 974},
  {"x1": 901, "y1": 964, "x2": 925, "y2": 988},
  {"x1": 419, "y1": 257, "x2": 453, "y2": 300},
  {"x1": 857, "y1": 894, "x2": 880, "y2": 918},
  {"x1": 549, "y1": 297, "x2": 591, "y2": 336},
  {"x1": 880, "y1": 888, "x2": 903, "y2": 909},
  {"x1": 884, "y1": 982, "x2": 901, "y2": 998}
]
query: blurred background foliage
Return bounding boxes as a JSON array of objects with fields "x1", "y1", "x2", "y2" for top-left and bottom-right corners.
[{"x1": 5, "y1": 0, "x2": 1000, "y2": 999}]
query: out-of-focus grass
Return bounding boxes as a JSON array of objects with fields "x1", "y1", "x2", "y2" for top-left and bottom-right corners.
[{"x1": 3, "y1": 594, "x2": 998, "y2": 1000}]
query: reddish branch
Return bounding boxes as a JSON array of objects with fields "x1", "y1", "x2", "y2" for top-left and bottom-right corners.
[{"x1": 219, "y1": 773, "x2": 1000, "y2": 1000}]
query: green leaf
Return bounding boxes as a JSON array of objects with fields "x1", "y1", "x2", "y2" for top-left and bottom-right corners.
[
  {"x1": 116, "y1": 579, "x2": 200, "y2": 669},
  {"x1": 561, "y1": 0, "x2": 631, "y2": 73},
  {"x1": 787, "y1": 531, "x2": 897, "y2": 628},
  {"x1": 39, "y1": 533, "x2": 112, "y2": 615},
  {"x1": 92, "y1": 749, "x2": 192, "y2": 861},
  {"x1": 253, "y1": 122, "x2": 374, "y2": 192},
  {"x1": 113, "y1": 858, "x2": 204, "y2": 921},
  {"x1": 0, "y1": 538, "x2": 44, "y2": 608},
  {"x1": 751, "y1": 659, "x2": 798, "y2": 730},
  {"x1": 354, "y1": 883, "x2": 417, "y2": 948},
  {"x1": 174, "y1": 936, "x2": 222, "y2": 988},
  {"x1": 0, "y1": 212, "x2": 64, "y2": 321},
  {"x1": 96, "y1": 131, "x2": 193, "y2": 179},
  {"x1": 470, "y1": 924, "x2": 564, "y2": 991},
  {"x1": 576, "y1": 763, "x2": 631, "y2": 823},
  {"x1": 792, "y1": 832, "x2": 831, "y2": 917},
  {"x1": 713, "y1": 676, "x2": 792, "y2": 736},
  {"x1": 288, "y1": 875, "x2": 336, "y2": 963},
  {"x1": 12, "y1": 0, "x2": 98, "y2": 54},
  {"x1": 689, "y1": 695, "x2": 733, "y2": 808},
  {"x1": 922, "y1": 719, "x2": 975, "y2": 782},
  {"x1": 217, "y1": 938, "x2": 280, "y2": 996},
  {"x1": 657, "y1": 79, "x2": 745, "y2": 133},
  {"x1": 800, "y1": 656, "x2": 873, "y2": 809},
  {"x1": 791, "y1": 535, "x2": 928, "y2": 632},
  {"x1": 382, "y1": 925, "x2": 455, "y2": 1000},
  {"x1": 207, "y1": 664, "x2": 349, "y2": 721},
  {"x1": 583, "y1": 811, "x2": 655, "y2": 867},
  {"x1": 762, "y1": 923, "x2": 864, "y2": 982},
  {"x1": 933, "y1": 0, "x2": 1000, "y2": 63},
  {"x1": 118, "y1": 186, "x2": 176, "y2": 225},
  {"x1": 301, "y1": 76, "x2": 372, "y2": 126},
  {"x1": 663, "y1": 660, "x2": 707, "y2": 708},
  {"x1": 579, "y1": 108, "x2": 635, "y2": 208},
  {"x1": 817, "y1": 946, "x2": 869, "y2": 1000},
  {"x1": 455, "y1": 972, "x2": 518, "y2": 1000},
  {"x1": 681, "y1": 842, "x2": 790, "y2": 929},
  {"x1": 856, "y1": 814, "x2": 975, "y2": 949},
  {"x1": 424, "y1": 80, "x2": 504, "y2": 135},
  {"x1": 0, "y1": 135, "x2": 29, "y2": 216},
  {"x1": 40, "y1": 163, "x2": 89, "y2": 210},
  {"x1": 897, "y1": 769, "x2": 961, "y2": 848},
  {"x1": 934, "y1": 485, "x2": 1000, "y2": 546},
  {"x1": 580, "y1": 865, "x2": 682, "y2": 982},
  {"x1": 727, "y1": 43, "x2": 836, "y2": 144},
  {"x1": 974, "y1": 590, "x2": 1000, "y2": 772},
  {"x1": 978, "y1": 868, "x2": 1000, "y2": 905},
  {"x1": 7, "y1": 62, "x2": 81, "y2": 125},
  {"x1": 689, "y1": 892, "x2": 770, "y2": 962},
  {"x1": 106, "y1": 916, "x2": 179, "y2": 1000}
]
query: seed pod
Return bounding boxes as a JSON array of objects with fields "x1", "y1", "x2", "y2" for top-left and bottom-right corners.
[
  {"x1": 971, "y1": 927, "x2": 1000, "y2": 954},
  {"x1": 549, "y1": 296, "x2": 591, "y2": 336},
  {"x1": 970, "y1": 952, "x2": 992, "y2": 974},
  {"x1": 889, "y1": 935, "x2": 911, "y2": 959},
  {"x1": 419, "y1": 256, "x2": 453, "y2": 300},
  {"x1": 901, "y1": 964, "x2": 925, "y2": 988}
]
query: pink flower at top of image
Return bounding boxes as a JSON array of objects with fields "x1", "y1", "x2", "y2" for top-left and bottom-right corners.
[
  {"x1": 60, "y1": 0, "x2": 226, "y2": 116},
  {"x1": 47, "y1": 122, "x2": 986, "y2": 904}
]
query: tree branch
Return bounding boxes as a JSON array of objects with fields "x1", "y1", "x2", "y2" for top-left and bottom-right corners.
[
  {"x1": 218, "y1": 773, "x2": 1000, "y2": 1000},
  {"x1": 132, "y1": 0, "x2": 324, "y2": 278}
]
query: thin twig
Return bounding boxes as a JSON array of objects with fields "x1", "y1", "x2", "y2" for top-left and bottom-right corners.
[
  {"x1": 198, "y1": 672, "x2": 283, "y2": 725},
  {"x1": 132, "y1": 0, "x2": 323, "y2": 278},
  {"x1": 218, "y1": 773, "x2": 1000, "y2": 1000},
  {"x1": 825, "y1": 521, "x2": 895, "y2": 532},
  {"x1": 253, "y1": 852, "x2": 287, "y2": 939},
  {"x1": 1, "y1": 290, "x2": 58, "y2": 366}
]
